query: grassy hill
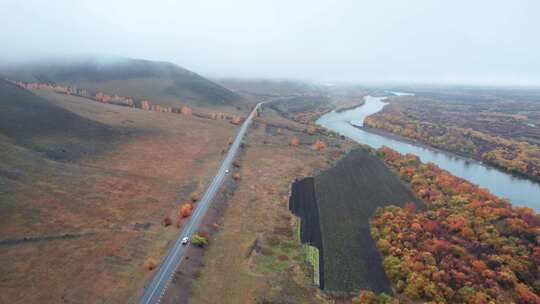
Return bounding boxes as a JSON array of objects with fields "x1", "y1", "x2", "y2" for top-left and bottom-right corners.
[
  {"x1": 0, "y1": 78, "x2": 122, "y2": 161},
  {"x1": 0, "y1": 79, "x2": 239, "y2": 303},
  {"x1": 1, "y1": 57, "x2": 242, "y2": 107}
]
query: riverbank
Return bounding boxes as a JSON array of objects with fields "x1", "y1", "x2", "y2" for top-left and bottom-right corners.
[
  {"x1": 360, "y1": 125, "x2": 489, "y2": 169},
  {"x1": 360, "y1": 124, "x2": 540, "y2": 184},
  {"x1": 334, "y1": 99, "x2": 366, "y2": 113},
  {"x1": 317, "y1": 95, "x2": 540, "y2": 210}
]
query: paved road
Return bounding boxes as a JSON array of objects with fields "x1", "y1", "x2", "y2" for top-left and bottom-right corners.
[{"x1": 138, "y1": 102, "x2": 264, "y2": 304}]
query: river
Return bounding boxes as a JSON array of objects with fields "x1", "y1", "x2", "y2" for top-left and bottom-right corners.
[{"x1": 317, "y1": 94, "x2": 540, "y2": 210}]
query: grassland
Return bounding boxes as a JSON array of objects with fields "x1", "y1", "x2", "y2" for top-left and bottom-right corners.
[
  {"x1": 295, "y1": 219, "x2": 320, "y2": 286},
  {"x1": 179, "y1": 106, "x2": 355, "y2": 304},
  {"x1": 180, "y1": 94, "x2": 423, "y2": 302},
  {"x1": 0, "y1": 84, "x2": 239, "y2": 303},
  {"x1": 303, "y1": 243, "x2": 320, "y2": 286}
]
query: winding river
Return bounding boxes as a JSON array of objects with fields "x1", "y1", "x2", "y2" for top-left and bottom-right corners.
[{"x1": 317, "y1": 94, "x2": 540, "y2": 210}]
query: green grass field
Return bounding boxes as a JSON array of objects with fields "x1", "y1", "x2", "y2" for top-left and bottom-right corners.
[{"x1": 296, "y1": 218, "x2": 320, "y2": 286}]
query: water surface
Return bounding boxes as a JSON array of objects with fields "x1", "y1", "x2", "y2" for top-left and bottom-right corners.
[{"x1": 317, "y1": 95, "x2": 540, "y2": 210}]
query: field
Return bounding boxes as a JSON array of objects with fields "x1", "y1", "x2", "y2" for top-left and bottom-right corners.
[
  {"x1": 313, "y1": 149, "x2": 420, "y2": 294},
  {"x1": 170, "y1": 105, "x2": 357, "y2": 304},
  {"x1": 365, "y1": 89, "x2": 540, "y2": 181},
  {"x1": 303, "y1": 244, "x2": 321, "y2": 286},
  {"x1": 0, "y1": 83, "x2": 239, "y2": 303}
]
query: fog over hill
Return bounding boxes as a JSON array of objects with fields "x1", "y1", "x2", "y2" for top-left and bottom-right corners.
[
  {"x1": 0, "y1": 78, "x2": 120, "y2": 161},
  {"x1": 1, "y1": 0, "x2": 539, "y2": 86},
  {"x1": 0, "y1": 57, "x2": 242, "y2": 106}
]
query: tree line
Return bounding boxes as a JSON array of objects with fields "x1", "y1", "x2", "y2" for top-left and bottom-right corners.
[
  {"x1": 355, "y1": 146, "x2": 540, "y2": 303},
  {"x1": 5, "y1": 79, "x2": 243, "y2": 124},
  {"x1": 365, "y1": 112, "x2": 540, "y2": 182}
]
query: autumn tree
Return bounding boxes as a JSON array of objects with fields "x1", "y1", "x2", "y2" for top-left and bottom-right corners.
[
  {"x1": 140, "y1": 100, "x2": 151, "y2": 110},
  {"x1": 143, "y1": 258, "x2": 157, "y2": 271},
  {"x1": 370, "y1": 146, "x2": 540, "y2": 303},
  {"x1": 179, "y1": 203, "x2": 193, "y2": 218},
  {"x1": 313, "y1": 139, "x2": 326, "y2": 150},
  {"x1": 189, "y1": 191, "x2": 201, "y2": 202},
  {"x1": 180, "y1": 105, "x2": 193, "y2": 116},
  {"x1": 231, "y1": 116, "x2": 242, "y2": 125},
  {"x1": 163, "y1": 216, "x2": 172, "y2": 227}
]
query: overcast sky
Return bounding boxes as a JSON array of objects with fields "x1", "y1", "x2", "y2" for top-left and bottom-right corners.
[{"x1": 1, "y1": 0, "x2": 539, "y2": 85}]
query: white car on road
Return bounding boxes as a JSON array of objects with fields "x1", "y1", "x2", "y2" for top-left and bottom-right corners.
[{"x1": 181, "y1": 237, "x2": 189, "y2": 245}]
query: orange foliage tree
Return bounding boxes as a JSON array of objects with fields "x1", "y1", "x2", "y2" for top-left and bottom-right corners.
[
  {"x1": 290, "y1": 136, "x2": 300, "y2": 146},
  {"x1": 180, "y1": 106, "x2": 192, "y2": 116},
  {"x1": 313, "y1": 139, "x2": 326, "y2": 151},
  {"x1": 231, "y1": 116, "x2": 242, "y2": 125},
  {"x1": 140, "y1": 100, "x2": 151, "y2": 110},
  {"x1": 179, "y1": 203, "x2": 193, "y2": 218},
  {"x1": 370, "y1": 146, "x2": 540, "y2": 303},
  {"x1": 143, "y1": 258, "x2": 157, "y2": 271}
]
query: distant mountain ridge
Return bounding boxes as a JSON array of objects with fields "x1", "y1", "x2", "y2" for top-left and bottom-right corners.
[{"x1": 1, "y1": 57, "x2": 242, "y2": 107}]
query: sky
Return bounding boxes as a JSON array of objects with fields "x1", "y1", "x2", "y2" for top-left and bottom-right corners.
[{"x1": 1, "y1": 0, "x2": 539, "y2": 85}]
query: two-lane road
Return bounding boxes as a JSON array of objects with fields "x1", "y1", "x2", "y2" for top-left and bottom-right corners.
[{"x1": 138, "y1": 102, "x2": 264, "y2": 304}]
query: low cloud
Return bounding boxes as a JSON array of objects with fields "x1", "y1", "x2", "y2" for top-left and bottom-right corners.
[{"x1": 1, "y1": 0, "x2": 538, "y2": 86}]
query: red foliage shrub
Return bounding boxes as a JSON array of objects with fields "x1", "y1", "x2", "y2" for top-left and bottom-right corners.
[
  {"x1": 179, "y1": 203, "x2": 193, "y2": 218},
  {"x1": 180, "y1": 106, "x2": 193, "y2": 116},
  {"x1": 371, "y1": 146, "x2": 540, "y2": 303},
  {"x1": 289, "y1": 136, "x2": 300, "y2": 146},
  {"x1": 312, "y1": 139, "x2": 326, "y2": 151}
]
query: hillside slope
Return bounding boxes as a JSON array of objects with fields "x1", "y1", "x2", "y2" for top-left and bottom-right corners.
[
  {"x1": 1, "y1": 57, "x2": 242, "y2": 107},
  {"x1": 0, "y1": 83, "x2": 238, "y2": 303},
  {"x1": 0, "y1": 79, "x2": 122, "y2": 161}
]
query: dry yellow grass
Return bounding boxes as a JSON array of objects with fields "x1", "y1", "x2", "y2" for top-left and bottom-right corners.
[
  {"x1": 186, "y1": 121, "x2": 346, "y2": 304},
  {"x1": 0, "y1": 91, "x2": 239, "y2": 303}
]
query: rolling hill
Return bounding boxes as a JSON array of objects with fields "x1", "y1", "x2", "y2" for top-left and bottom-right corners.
[
  {"x1": 0, "y1": 76, "x2": 239, "y2": 303},
  {"x1": 1, "y1": 57, "x2": 242, "y2": 107},
  {"x1": 0, "y1": 78, "x2": 122, "y2": 161}
]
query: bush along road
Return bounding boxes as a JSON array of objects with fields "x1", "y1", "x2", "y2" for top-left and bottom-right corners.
[{"x1": 138, "y1": 102, "x2": 265, "y2": 304}]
